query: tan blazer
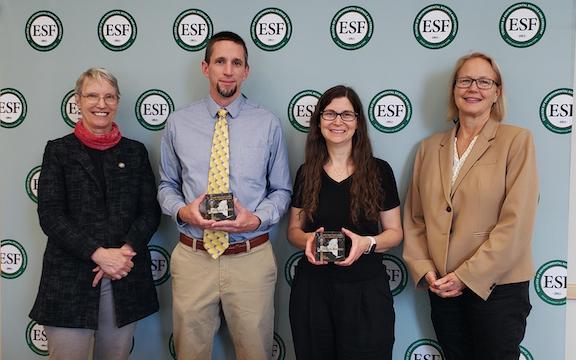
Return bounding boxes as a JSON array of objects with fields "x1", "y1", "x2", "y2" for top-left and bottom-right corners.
[{"x1": 403, "y1": 119, "x2": 538, "y2": 300}]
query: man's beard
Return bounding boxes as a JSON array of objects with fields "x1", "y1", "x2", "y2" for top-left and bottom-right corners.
[{"x1": 217, "y1": 83, "x2": 237, "y2": 98}]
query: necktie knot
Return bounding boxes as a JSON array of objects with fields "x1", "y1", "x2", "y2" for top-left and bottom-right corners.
[{"x1": 217, "y1": 108, "x2": 228, "y2": 119}]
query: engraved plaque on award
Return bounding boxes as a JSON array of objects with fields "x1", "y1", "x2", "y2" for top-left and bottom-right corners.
[
  {"x1": 314, "y1": 231, "x2": 346, "y2": 262},
  {"x1": 204, "y1": 193, "x2": 236, "y2": 221}
]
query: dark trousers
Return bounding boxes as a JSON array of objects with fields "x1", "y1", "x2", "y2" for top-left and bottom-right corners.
[
  {"x1": 429, "y1": 281, "x2": 531, "y2": 360},
  {"x1": 289, "y1": 266, "x2": 395, "y2": 360}
]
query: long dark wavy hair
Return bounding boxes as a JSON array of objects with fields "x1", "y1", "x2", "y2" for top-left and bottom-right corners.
[{"x1": 298, "y1": 85, "x2": 383, "y2": 225}]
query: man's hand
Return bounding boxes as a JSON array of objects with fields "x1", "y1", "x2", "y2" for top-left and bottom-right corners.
[
  {"x1": 209, "y1": 199, "x2": 261, "y2": 233},
  {"x1": 177, "y1": 193, "x2": 216, "y2": 229}
]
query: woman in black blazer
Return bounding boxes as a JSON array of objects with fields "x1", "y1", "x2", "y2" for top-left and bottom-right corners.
[{"x1": 29, "y1": 68, "x2": 160, "y2": 360}]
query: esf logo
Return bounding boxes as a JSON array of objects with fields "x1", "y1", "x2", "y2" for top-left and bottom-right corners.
[
  {"x1": 1, "y1": 239, "x2": 28, "y2": 279},
  {"x1": 382, "y1": 254, "x2": 408, "y2": 296},
  {"x1": 251, "y1": 8, "x2": 292, "y2": 51},
  {"x1": 540, "y1": 88, "x2": 572, "y2": 134},
  {"x1": 413, "y1": 4, "x2": 458, "y2": 49},
  {"x1": 404, "y1": 339, "x2": 445, "y2": 360},
  {"x1": 500, "y1": 3, "x2": 546, "y2": 48},
  {"x1": 25, "y1": 10, "x2": 63, "y2": 51},
  {"x1": 26, "y1": 166, "x2": 42, "y2": 203},
  {"x1": 135, "y1": 89, "x2": 174, "y2": 131},
  {"x1": 61, "y1": 89, "x2": 81, "y2": 128},
  {"x1": 369, "y1": 89, "x2": 412, "y2": 133},
  {"x1": 287, "y1": 90, "x2": 321, "y2": 133},
  {"x1": 330, "y1": 6, "x2": 374, "y2": 50},
  {"x1": 26, "y1": 320, "x2": 48, "y2": 356},
  {"x1": 98, "y1": 10, "x2": 137, "y2": 51},
  {"x1": 173, "y1": 9, "x2": 213, "y2": 52},
  {"x1": 0, "y1": 88, "x2": 28, "y2": 128},
  {"x1": 148, "y1": 244, "x2": 171, "y2": 286},
  {"x1": 519, "y1": 345, "x2": 534, "y2": 360},
  {"x1": 284, "y1": 251, "x2": 304, "y2": 286},
  {"x1": 535, "y1": 259, "x2": 567, "y2": 305},
  {"x1": 272, "y1": 332, "x2": 286, "y2": 360}
]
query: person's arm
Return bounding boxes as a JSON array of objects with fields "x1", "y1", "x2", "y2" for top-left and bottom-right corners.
[
  {"x1": 454, "y1": 129, "x2": 538, "y2": 299},
  {"x1": 37, "y1": 140, "x2": 101, "y2": 261},
  {"x1": 402, "y1": 143, "x2": 439, "y2": 288},
  {"x1": 157, "y1": 118, "x2": 188, "y2": 222},
  {"x1": 287, "y1": 207, "x2": 326, "y2": 265},
  {"x1": 338, "y1": 206, "x2": 403, "y2": 266},
  {"x1": 252, "y1": 119, "x2": 292, "y2": 231}
]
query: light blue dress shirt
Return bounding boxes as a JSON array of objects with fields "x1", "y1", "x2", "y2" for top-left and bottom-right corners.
[{"x1": 158, "y1": 95, "x2": 292, "y2": 243}]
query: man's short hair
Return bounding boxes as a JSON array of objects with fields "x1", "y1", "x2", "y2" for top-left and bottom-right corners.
[{"x1": 204, "y1": 31, "x2": 248, "y2": 66}]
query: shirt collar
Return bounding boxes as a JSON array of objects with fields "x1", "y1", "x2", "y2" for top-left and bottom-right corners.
[{"x1": 205, "y1": 95, "x2": 245, "y2": 119}]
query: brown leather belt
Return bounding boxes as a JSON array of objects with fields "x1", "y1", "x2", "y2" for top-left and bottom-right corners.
[{"x1": 179, "y1": 232, "x2": 269, "y2": 255}]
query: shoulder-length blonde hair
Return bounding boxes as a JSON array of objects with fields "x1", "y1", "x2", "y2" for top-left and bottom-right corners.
[{"x1": 447, "y1": 52, "x2": 506, "y2": 122}]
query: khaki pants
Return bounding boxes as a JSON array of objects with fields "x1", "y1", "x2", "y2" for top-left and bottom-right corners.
[{"x1": 171, "y1": 239, "x2": 277, "y2": 360}]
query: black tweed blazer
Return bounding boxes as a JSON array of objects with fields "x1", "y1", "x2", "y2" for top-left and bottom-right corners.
[{"x1": 30, "y1": 134, "x2": 160, "y2": 328}]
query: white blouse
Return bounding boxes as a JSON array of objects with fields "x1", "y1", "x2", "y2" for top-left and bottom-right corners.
[{"x1": 451, "y1": 135, "x2": 478, "y2": 188}]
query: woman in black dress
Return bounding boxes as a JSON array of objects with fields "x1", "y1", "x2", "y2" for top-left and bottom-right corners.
[{"x1": 287, "y1": 85, "x2": 403, "y2": 360}]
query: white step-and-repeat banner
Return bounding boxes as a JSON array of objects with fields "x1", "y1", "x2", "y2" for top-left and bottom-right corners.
[{"x1": 1, "y1": 1, "x2": 574, "y2": 359}]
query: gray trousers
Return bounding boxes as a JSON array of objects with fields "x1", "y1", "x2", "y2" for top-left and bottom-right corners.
[{"x1": 44, "y1": 278, "x2": 136, "y2": 360}]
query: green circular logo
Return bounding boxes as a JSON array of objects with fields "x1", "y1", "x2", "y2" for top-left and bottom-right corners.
[
  {"x1": 149, "y1": 244, "x2": 171, "y2": 286},
  {"x1": 413, "y1": 4, "x2": 458, "y2": 49},
  {"x1": 173, "y1": 9, "x2": 213, "y2": 51},
  {"x1": 369, "y1": 89, "x2": 412, "y2": 133},
  {"x1": 284, "y1": 251, "x2": 303, "y2": 286},
  {"x1": 382, "y1": 254, "x2": 408, "y2": 296},
  {"x1": 1, "y1": 239, "x2": 28, "y2": 279},
  {"x1": 405, "y1": 338, "x2": 445, "y2": 360},
  {"x1": 25, "y1": 10, "x2": 63, "y2": 51},
  {"x1": 272, "y1": 332, "x2": 286, "y2": 360},
  {"x1": 539, "y1": 88, "x2": 572, "y2": 134},
  {"x1": 135, "y1": 89, "x2": 174, "y2": 131},
  {"x1": 98, "y1": 10, "x2": 137, "y2": 51},
  {"x1": 1, "y1": 88, "x2": 28, "y2": 128},
  {"x1": 500, "y1": 3, "x2": 546, "y2": 48},
  {"x1": 520, "y1": 345, "x2": 534, "y2": 360},
  {"x1": 251, "y1": 8, "x2": 292, "y2": 51},
  {"x1": 26, "y1": 320, "x2": 48, "y2": 356},
  {"x1": 330, "y1": 6, "x2": 374, "y2": 50},
  {"x1": 287, "y1": 90, "x2": 321, "y2": 133},
  {"x1": 61, "y1": 89, "x2": 81, "y2": 128},
  {"x1": 25, "y1": 165, "x2": 41, "y2": 203},
  {"x1": 534, "y1": 259, "x2": 567, "y2": 305}
]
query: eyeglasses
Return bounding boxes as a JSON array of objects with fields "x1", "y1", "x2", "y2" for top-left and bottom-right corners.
[
  {"x1": 81, "y1": 93, "x2": 119, "y2": 106},
  {"x1": 320, "y1": 110, "x2": 357, "y2": 122},
  {"x1": 455, "y1": 77, "x2": 499, "y2": 90}
]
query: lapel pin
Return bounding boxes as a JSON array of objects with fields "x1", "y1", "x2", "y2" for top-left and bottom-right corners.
[{"x1": 118, "y1": 162, "x2": 125, "y2": 168}]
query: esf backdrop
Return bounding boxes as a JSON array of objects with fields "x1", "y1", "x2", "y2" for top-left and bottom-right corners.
[{"x1": 1, "y1": 1, "x2": 574, "y2": 359}]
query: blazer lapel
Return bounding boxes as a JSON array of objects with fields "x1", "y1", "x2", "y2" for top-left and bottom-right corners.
[
  {"x1": 451, "y1": 119, "x2": 499, "y2": 197},
  {"x1": 66, "y1": 136, "x2": 103, "y2": 193},
  {"x1": 439, "y1": 127, "x2": 456, "y2": 205}
]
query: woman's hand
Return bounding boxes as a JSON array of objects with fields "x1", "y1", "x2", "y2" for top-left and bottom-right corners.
[
  {"x1": 90, "y1": 245, "x2": 136, "y2": 285},
  {"x1": 430, "y1": 272, "x2": 466, "y2": 298},
  {"x1": 335, "y1": 227, "x2": 370, "y2": 267},
  {"x1": 305, "y1": 227, "x2": 328, "y2": 266}
]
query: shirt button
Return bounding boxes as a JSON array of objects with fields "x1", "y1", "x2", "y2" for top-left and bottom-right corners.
[{"x1": 446, "y1": 206, "x2": 452, "y2": 212}]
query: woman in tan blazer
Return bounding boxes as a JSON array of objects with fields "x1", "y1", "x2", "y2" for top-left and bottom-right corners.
[{"x1": 403, "y1": 52, "x2": 538, "y2": 360}]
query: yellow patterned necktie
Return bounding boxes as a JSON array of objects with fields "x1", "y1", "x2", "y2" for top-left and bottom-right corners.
[{"x1": 203, "y1": 108, "x2": 230, "y2": 258}]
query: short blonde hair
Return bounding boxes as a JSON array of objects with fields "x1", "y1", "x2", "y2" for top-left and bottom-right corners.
[
  {"x1": 447, "y1": 52, "x2": 506, "y2": 122},
  {"x1": 75, "y1": 68, "x2": 120, "y2": 97}
]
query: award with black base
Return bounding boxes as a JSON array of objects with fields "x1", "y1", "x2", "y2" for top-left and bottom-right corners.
[
  {"x1": 314, "y1": 231, "x2": 345, "y2": 262},
  {"x1": 203, "y1": 193, "x2": 236, "y2": 221}
]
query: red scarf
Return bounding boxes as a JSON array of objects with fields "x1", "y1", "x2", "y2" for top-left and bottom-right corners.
[{"x1": 74, "y1": 121, "x2": 122, "y2": 150}]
